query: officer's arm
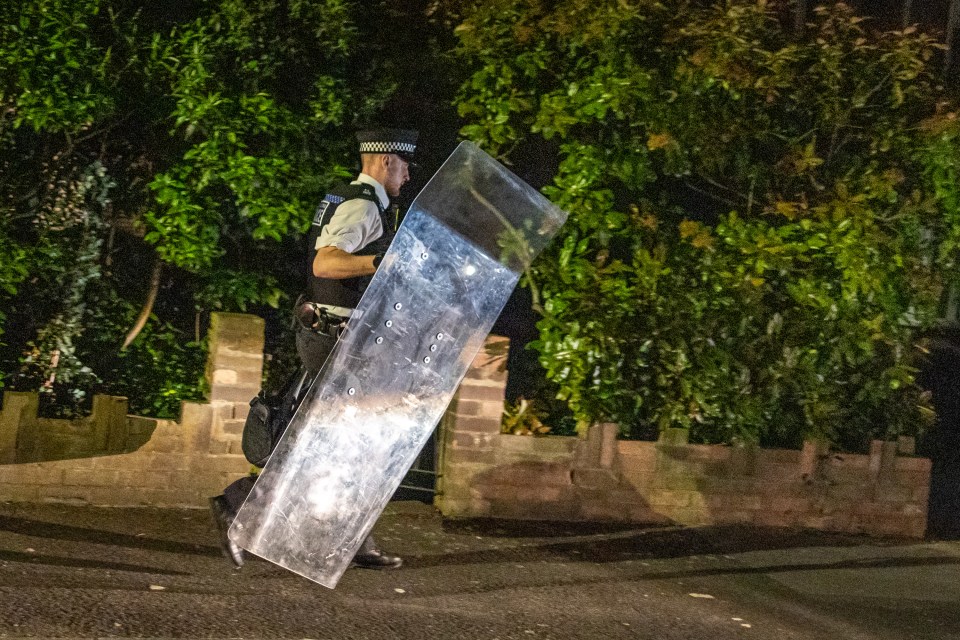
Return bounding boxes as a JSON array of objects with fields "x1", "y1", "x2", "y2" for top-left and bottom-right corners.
[
  {"x1": 313, "y1": 246, "x2": 377, "y2": 279},
  {"x1": 312, "y1": 198, "x2": 382, "y2": 279}
]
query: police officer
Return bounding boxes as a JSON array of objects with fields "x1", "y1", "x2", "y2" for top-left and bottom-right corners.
[{"x1": 209, "y1": 128, "x2": 418, "y2": 570}]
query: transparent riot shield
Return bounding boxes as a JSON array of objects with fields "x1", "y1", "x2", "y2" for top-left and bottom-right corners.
[{"x1": 229, "y1": 141, "x2": 567, "y2": 588}]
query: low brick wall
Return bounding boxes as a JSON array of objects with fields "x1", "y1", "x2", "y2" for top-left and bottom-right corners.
[
  {"x1": 617, "y1": 430, "x2": 930, "y2": 538},
  {"x1": 0, "y1": 313, "x2": 259, "y2": 507},
  {"x1": 0, "y1": 323, "x2": 934, "y2": 538},
  {"x1": 436, "y1": 339, "x2": 932, "y2": 538}
]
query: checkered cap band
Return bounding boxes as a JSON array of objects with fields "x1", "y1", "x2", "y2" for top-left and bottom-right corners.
[{"x1": 359, "y1": 141, "x2": 417, "y2": 155}]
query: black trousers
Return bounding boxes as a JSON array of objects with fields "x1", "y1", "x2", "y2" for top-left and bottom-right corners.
[{"x1": 222, "y1": 326, "x2": 336, "y2": 512}]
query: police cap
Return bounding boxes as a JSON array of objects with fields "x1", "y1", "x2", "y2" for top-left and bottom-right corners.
[{"x1": 356, "y1": 128, "x2": 418, "y2": 163}]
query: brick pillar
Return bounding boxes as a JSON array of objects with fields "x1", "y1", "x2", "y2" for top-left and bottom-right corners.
[
  {"x1": 572, "y1": 422, "x2": 620, "y2": 489},
  {"x1": 653, "y1": 427, "x2": 694, "y2": 489},
  {"x1": 204, "y1": 313, "x2": 265, "y2": 460},
  {"x1": 206, "y1": 313, "x2": 265, "y2": 404},
  {"x1": 868, "y1": 439, "x2": 898, "y2": 484},
  {"x1": 435, "y1": 335, "x2": 509, "y2": 516},
  {"x1": 0, "y1": 392, "x2": 38, "y2": 464},
  {"x1": 800, "y1": 439, "x2": 828, "y2": 482},
  {"x1": 90, "y1": 395, "x2": 129, "y2": 453}
]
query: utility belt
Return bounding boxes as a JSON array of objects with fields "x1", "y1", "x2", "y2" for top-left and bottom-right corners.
[{"x1": 294, "y1": 297, "x2": 351, "y2": 338}]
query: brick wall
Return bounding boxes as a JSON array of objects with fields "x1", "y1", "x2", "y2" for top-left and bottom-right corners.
[
  {"x1": 0, "y1": 324, "x2": 934, "y2": 538},
  {"x1": 436, "y1": 338, "x2": 932, "y2": 538},
  {"x1": 0, "y1": 313, "x2": 259, "y2": 507}
]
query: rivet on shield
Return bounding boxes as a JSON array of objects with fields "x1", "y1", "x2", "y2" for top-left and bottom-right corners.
[
  {"x1": 423, "y1": 356, "x2": 431, "y2": 364},
  {"x1": 436, "y1": 333, "x2": 443, "y2": 340},
  {"x1": 430, "y1": 344, "x2": 437, "y2": 352},
  {"x1": 376, "y1": 337, "x2": 384, "y2": 344},
  {"x1": 420, "y1": 252, "x2": 429, "y2": 260},
  {"x1": 385, "y1": 320, "x2": 393, "y2": 328},
  {"x1": 394, "y1": 302, "x2": 403, "y2": 310},
  {"x1": 348, "y1": 388, "x2": 356, "y2": 395}
]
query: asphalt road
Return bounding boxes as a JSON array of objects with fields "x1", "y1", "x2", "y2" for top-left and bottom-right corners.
[{"x1": 0, "y1": 501, "x2": 957, "y2": 640}]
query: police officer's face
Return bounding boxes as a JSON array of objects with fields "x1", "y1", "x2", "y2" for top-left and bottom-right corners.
[{"x1": 384, "y1": 155, "x2": 410, "y2": 197}]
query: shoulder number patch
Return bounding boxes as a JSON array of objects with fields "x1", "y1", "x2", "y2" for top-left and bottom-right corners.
[{"x1": 312, "y1": 194, "x2": 345, "y2": 227}]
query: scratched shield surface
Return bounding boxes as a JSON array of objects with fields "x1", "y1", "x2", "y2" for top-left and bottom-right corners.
[{"x1": 229, "y1": 141, "x2": 567, "y2": 588}]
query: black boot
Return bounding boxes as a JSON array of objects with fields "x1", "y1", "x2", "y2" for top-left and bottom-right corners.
[
  {"x1": 209, "y1": 495, "x2": 245, "y2": 568},
  {"x1": 352, "y1": 533, "x2": 402, "y2": 570}
]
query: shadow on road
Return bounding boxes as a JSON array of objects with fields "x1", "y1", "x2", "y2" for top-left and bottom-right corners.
[
  {"x1": 0, "y1": 548, "x2": 189, "y2": 574},
  {"x1": 0, "y1": 514, "x2": 220, "y2": 557},
  {"x1": 428, "y1": 520, "x2": 920, "y2": 569}
]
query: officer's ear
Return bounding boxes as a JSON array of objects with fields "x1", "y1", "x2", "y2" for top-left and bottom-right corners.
[{"x1": 383, "y1": 154, "x2": 409, "y2": 172}]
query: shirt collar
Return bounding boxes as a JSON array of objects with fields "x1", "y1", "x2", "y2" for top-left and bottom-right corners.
[{"x1": 354, "y1": 173, "x2": 390, "y2": 210}]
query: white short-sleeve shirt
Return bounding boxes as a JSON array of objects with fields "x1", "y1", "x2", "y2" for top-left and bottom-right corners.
[{"x1": 314, "y1": 173, "x2": 390, "y2": 253}]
